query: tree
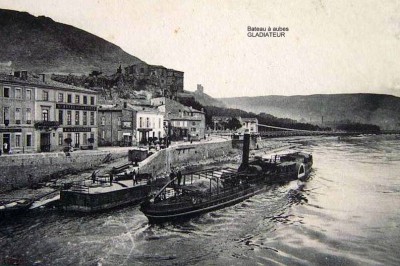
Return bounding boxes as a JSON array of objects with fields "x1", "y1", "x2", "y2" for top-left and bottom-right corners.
[
  {"x1": 227, "y1": 117, "x2": 242, "y2": 131},
  {"x1": 64, "y1": 137, "x2": 72, "y2": 147}
]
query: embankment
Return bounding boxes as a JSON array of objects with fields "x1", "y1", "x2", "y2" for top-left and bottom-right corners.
[
  {"x1": 0, "y1": 137, "x2": 295, "y2": 193},
  {"x1": 0, "y1": 150, "x2": 128, "y2": 192},
  {"x1": 138, "y1": 140, "x2": 236, "y2": 176}
]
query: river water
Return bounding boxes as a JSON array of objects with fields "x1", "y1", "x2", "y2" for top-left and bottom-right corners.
[{"x1": 1, "y1": 135, "x2": 399, "y2": 265}]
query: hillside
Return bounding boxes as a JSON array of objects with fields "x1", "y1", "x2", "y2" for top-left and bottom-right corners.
[
  {"x1": 181, "y1": 89, "x2": 226, "y2": 108},
  {"x1": 220, "y1": 94, "x2": 400, "y2": 130},
  {"x1": 0, "y1": 9, "x2": 142, "y2": 74}
]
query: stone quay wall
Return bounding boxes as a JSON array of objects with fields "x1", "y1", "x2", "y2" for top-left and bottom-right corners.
[
  {"x1": 0, "y1": 151, "x2": 128, "y2": 192},
  {"x1": 0, "y1": 140, "x2": 235, "y2": 192},
  {"x1": 138, "y1": 140, "x2": 235, "y2": 176}
]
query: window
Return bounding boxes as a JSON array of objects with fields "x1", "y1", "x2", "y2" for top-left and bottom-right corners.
[
  {"x1": 26, "y1": 89, "x2": 32, "y2": 100},
  {"x1": 26, "y1": 135, "x2": 32, "y2": 147},
  {"x1": 83, "y1": 112, "x2": 87, "y2": 125},
  {"x1": 75, "y1": 95, "x2": 80, "y2": 104},
  {"x1": 16, "y1": 135, "x2": 21, "y2": 147},
  {"x1": 90, "y1": 96, "x2": 95, "y2": 105},
  {"x1": 42, "y1": 109, "x2": 49, "y2": 121},
  {"x1": 90, "y1": 112, "x2": 95, "y2": 125},
  {"x1": 192, "y1": 122, "x2": 196, "y2": 126},
  {"x1": 146, "y1": 117, "x2": 150, "y2": 128},
  {"x1": 15, "y1": 108, "x2": 21, "y2": 124},
  {"x1": 4, "y1": 107, "x2": 10, "y2": 124},
  {"x1": 191, "y1": 128, "x2": 196, "y2": 132},
  {"x1": 26, "y1": 108, "x2": 31, "y2": 124},
  {"x1": 59, "y1": 110, "x2": 63, "y2": 125},
  {"x1": 67, "y1": 94, "x2": 72, "y2": 103},
  {"x1": 159, "y1": 118, "x2": 161, "y2": 129},
  {"x1": 67, "y1": 111, "x2": 72, "y2": 125},
  {"x1": 75, "y1": 133, "x2": 80, "y2": 146},
  {"x1": 58, "y1": 93, "x2": 64, "y2": 102},
  {"x1": 140, "y1": 68, "x2": 144, "y2": 73},
  {"x1": 117, "y1": 117, "x2": 121, "y2": 126},
  {"x1": 139, "y1": 117, "x2": 143, "y2": 128},
  {"x1": 83, "y1": 96, "x2": 87, "y2": 105},
  {"x1": 3, "y1": 87, "x2": 10, "y2": 98},
  {"x1": 42, "y1": 91, "x2": 49, "y2": 101},
  {"x1": 75, "y1": 111, "x2": 80, "y2": 125},
  {"x1": 15, "y1": 88, "x2": 22, "y2": 99},
  {"x1": 102, "y1": 131, "x2": 105, "y2": 139},
  {"x1": 58, "y1": 134, "x2": 63, "y2": 145},
  {"x1": 101, "y1": 116, "x2": 105, "y2": 126},
  {"x1": 83, "y1": 133, "x2": 87, "y2": 145}
]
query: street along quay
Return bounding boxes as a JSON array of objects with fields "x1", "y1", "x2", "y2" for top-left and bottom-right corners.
[{"x1": 0, "y1": 135, "x2": 247, "y2": 215}]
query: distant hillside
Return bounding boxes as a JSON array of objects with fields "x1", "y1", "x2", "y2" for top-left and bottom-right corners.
[
  {"x1": 186, "y1": 89, "x2": 226, "y2": 108},
  {"x1": 0, "y1": 9, "x2": 142, "y2": 74},
  {"x1": 220, "y1": 94, "x2": 400, "y2": 130}
]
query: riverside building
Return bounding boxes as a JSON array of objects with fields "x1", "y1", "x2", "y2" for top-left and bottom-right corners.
[
  {"x1": 151, "y1": 97, "x2": 206, "y2": 141},
  {"x1": 98, "y1": 103, "x2": 164, "y2": 146},
  {"x1": 0, "y1": 72, "x2": 98, "y2": 153}
]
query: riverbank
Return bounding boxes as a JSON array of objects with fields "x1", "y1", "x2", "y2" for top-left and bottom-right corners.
[{"x1": 0, "y1": 137, "x2": 300, "y2": 203}]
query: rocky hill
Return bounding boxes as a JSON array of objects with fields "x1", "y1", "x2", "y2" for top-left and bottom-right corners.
[
  {"x1": 0, "y1": 9, "x2": 142, "y2": 74},
  {"x1": 220, "y1": 94, "x2": 400, "y2": 130},
  {"x1": 179, "y1": 89, "x2": 225, "y2": 108}
]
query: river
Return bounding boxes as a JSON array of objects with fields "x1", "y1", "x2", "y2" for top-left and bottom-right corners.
[{"x1": 0, "y1": 135, "x2": 399, "y2": 265}]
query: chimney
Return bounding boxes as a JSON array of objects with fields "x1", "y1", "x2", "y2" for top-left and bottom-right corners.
[
  {"x1": 21, "y1": 71, "x2": 28, "y2": 80},
  {"x1": 239, "y1": 131, "x2": 251, "y2": 171}
]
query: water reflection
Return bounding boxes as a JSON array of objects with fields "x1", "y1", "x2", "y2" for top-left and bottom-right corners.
[{"x1": 1, "y1": 135, "x2": 400, "y2": 265}]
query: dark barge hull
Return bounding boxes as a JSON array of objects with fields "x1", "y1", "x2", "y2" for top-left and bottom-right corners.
[
  {"x1": 141, "y1": 184, "x2": 268, "y2": 223},
  {"x1": 0, "y1": 200, "x2": 33, "y2": 219},
  {"x1": 140, "y1": 166, "x2": 313, "y2": 223},
  {"x1": 60, "y1": 185, "x2": 151, "y2": 212}
]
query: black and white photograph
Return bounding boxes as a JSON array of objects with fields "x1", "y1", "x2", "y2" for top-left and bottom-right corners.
[{"x1": 0, "y1": 1, "x2": 399, "y2": 265}]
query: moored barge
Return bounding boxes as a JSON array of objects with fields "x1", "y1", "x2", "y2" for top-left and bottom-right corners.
[{"x1": 140, "y1": 132, "x2": 313, "y2": 223}]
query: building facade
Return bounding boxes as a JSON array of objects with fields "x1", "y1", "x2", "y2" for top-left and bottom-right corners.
[
  {"x1": 98, "y1": 104, "x2": 164, "y2": 146},
  {"x1": 151, "y1": 97, "x2": 205, "y2": 140},
  {"x1": 0, "y1": 72, "x2": 98, "y2": 153},
  {"x1": 240, "y1": 117, "x2": 258, "y2": 133}
]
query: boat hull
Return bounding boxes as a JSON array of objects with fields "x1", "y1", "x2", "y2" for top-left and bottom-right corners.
[
  {"x1": 141, "y1": 183, "x2": 271, "y2": 223},
  {"x1": 140, "y1": 151, "x2": 313, "y2": 223}
]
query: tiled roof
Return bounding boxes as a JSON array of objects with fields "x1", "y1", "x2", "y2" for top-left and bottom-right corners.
[
  {"x1": 0, "y1": 73, "x2": 97, "y2": 94},
  {"x1": 241, "y1": 117, "x2": 258, "y2": 122}
]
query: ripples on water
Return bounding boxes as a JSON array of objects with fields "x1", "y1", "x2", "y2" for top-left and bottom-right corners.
[{"x1": 1, "y1": 135, "x2": 400, "y2": 265}]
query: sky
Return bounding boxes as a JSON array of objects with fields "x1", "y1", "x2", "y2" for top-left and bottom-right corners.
[{"x1": 1, "y1": 0, "x2": 400, "y2": 98}]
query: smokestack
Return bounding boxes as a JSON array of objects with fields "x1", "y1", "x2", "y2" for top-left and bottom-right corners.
[{"x1": 239, "y1": 131, "x2": 250, "y2": 171}]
